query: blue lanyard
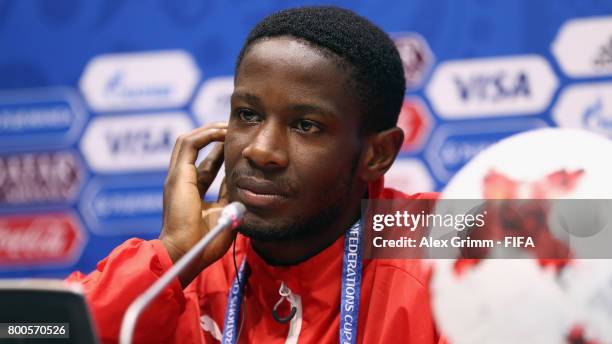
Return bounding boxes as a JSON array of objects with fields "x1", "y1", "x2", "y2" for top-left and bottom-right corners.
[
  {"x1": 339, "y1": 222, "x2": 363, "y2": 344},
  {"x1": 220, "y1": 222, "x2": 363, "y2": 344},
  {"x1": 221, "y1": 259, "x2": 249, "y2": 344}
]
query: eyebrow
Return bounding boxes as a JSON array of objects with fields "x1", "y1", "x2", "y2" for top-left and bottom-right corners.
[
  {"x1": 231, "y1": 91, "x2": 336, "y2": 119},
  {"x1": 231, "y1": 91, "x2": 262, "y2": 107},
  {"x1": 290, "y1": 104, "x2": 335, "y2": 119}
]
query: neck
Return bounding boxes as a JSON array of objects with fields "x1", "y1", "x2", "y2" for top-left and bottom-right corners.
[{"x1": 250, "y1": 200, "x2": 361, "y2": 266}]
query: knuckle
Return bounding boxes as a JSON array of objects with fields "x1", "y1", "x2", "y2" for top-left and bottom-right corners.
[
  {"x1": 182, "y1": 135, "x2": 195, "y2": 147},
  {"x1": 175, "y1": 134, "x2": 187, "y2": 146},
  {"x1": 209, "y1": 121, "x2": 227, "y2": 127}
]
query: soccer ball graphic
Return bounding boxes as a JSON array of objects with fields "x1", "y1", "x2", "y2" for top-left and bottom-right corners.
[{"x1": 430, "y1": 129, "x2": 612, "y2": 344}]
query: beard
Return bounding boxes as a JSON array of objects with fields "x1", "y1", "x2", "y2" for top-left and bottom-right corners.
[{"x1": 236, "y1": 155, "x2": 359, "y2": 242}]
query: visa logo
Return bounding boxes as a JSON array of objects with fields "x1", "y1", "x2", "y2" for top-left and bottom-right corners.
[
  {"x1": 454, "y1": 72, "x2": 530, "y2": 102},
  {"x1": 80, "y1": 112, "x2": 194, "y2": 172},
  {"x1": 105, "y1": 128, "x2": 173, "y2": 154},
  {"x1": 427, "y1": 55, "x2": 557, "y2": 119}
]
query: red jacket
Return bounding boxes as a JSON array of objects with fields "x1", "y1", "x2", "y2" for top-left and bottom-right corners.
[{"x1": 67, "y1": 180, "x2": 442, "y2": 343}]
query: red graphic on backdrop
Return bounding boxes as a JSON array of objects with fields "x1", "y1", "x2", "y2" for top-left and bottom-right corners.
[
  {"x1": 453, "y1": 169, "x2": 585, "y2": 275},
  {"x1": 396, "y1": 98, "x2": 432, "y2": 152},
  {"x1": 393, "y1": 34, "x2": 434, "y2": 89},
  {"x1": 0, "y1": 213, "x2": 84, "y2": 265},
  {"x1": 0, "y1": 151, "x2": 83, "y2": 205},
  {"x1": 483, "y1": 169, "x2": 585, "y2": 199}
]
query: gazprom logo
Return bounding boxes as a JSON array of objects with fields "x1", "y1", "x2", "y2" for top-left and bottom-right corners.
[
  {"x1": 426, "y1": 55, "x2": 558, "y2": 119},
  {"x1": 553, "y1": 82, "x2": 612, "y2": 138},
  {"x1": 79, "y1": 50, "x2": 200, "y2": 112},
  {"x1": 104, "y1": 70, "x2": 171, "y2": 98},
  {"x1": 79, "y1": 112, "x2": 194, "y2": 172}
]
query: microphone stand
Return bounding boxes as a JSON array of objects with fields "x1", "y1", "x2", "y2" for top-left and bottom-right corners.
[{"x1": 119, "y1": 202, "x2": 246, "y2": 344}]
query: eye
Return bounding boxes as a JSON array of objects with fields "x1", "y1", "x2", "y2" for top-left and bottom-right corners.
[
  {"x1": 236, "y1": 109, "x2": 259, "y2": 123},
  {"x1": 295, "y1": 119, "x2": 321, "y2": 133}
]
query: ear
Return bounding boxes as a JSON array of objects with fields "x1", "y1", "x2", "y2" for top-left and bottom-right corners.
[{"x1": 358, "y1": 127, "x2": 404, "y2": 182}]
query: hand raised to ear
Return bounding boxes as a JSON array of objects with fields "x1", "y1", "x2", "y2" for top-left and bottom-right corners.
[{"x1": 159, "y1": 122, "x2": 237, "y2": 288}]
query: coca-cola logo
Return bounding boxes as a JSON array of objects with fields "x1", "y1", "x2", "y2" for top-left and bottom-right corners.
[{"x1": 0, "y1": 213, "x2": 84, "y2": 265}]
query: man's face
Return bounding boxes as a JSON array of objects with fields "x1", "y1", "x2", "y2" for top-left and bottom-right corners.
[{"x1": 225, "y1": 36, "x2": 365, "y2": 241}]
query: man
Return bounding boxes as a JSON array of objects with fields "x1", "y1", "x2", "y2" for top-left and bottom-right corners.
[{"x1": 68, "y1": 6, "x2": 441, "y2": 343}]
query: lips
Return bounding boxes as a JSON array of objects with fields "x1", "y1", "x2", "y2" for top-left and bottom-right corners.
[{"x1": 235, "y1": 177, "x2": 290, "y2": 209}]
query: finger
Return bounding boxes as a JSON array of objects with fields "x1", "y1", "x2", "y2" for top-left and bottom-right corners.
[
  {"x1": 169, "y1": 122, "x2": 227, "y2": 170},
  {"x1": 168, "y1": 122, "x2": 227, "y2": 172},
  {"x1": 197, "y1": 142, "x2": 225, "y2": 195},
  {"x1": 175, "y1": 126, "x2": 227, "y2": 167}
]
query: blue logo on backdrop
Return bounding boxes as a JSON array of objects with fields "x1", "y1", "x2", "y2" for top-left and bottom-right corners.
[
  {"x1": 79, "y1": 51, "x2": 200, "y2": 112},
  {"x1": 583, "y1": 98, "x2": 612, "y2": 132},
  {"x1": 104, "y1": 70, "x2": 172, "y2": 99},
  {"x1": 426, "y1": 56, "x2": 557, "y2": 119},
  {"x1": 79, "y1": 177, "x2": 164, "y2": 236},
  {"x1": 454, "y1": 71, "x2": 530, "y2": 102},
  {"x1": 0, "y1": 88, "x2": 86, "y2": 150},
  {"x1": 79, "y1": 112, "x2": 193, "y2": 173},
  {"x1": 105, "y1": 127, "x2": 173, "y2": 155},
  {"x1": 425, "y1": 119, "x2": 548, "y2": 181}
]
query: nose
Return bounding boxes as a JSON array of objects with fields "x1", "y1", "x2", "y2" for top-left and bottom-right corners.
[{"x1": 242, "y1": 121, "x2": 289, "y2": 170}]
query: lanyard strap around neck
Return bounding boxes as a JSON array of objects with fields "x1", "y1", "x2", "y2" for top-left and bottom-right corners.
[
  {"x1": 339, "y1": 222, "x2": 363, "y2": 344},
  {"x1": 221, "y1": 260, "x2": 249, "y2": 344},
  {"x1": 221, "y1": 222, "x2": 363, "y2": 344}
]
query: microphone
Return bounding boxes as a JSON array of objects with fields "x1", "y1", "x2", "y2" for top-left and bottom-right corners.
[{"x1": 119, "y1": 202, "x2": 246, "y2": 344}]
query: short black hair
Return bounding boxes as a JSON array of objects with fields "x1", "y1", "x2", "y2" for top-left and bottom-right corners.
[{"x1": 235, "y1": 6, "x2": 406, "y2": 133}]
